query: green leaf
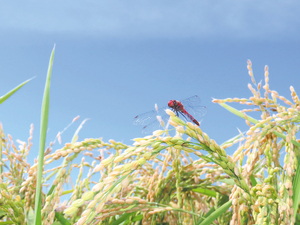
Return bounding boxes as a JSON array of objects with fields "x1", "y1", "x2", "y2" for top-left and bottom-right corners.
[
  {"x1": 192, "y1": 188, "x2": 217, "y2": 197},
  {"x1": 250, "y1": 173, "x2": 257, "y2": 186},
  {"x1": 0, "y1": 221, "x2": 14, "y2": 224},
  {"x1": 218, "y1": 102, "x2": 259, "y2": 124},
  {"x1": 295, "y1": 213, "x2": 300, "y2": 224},
  {"x1": 197, "y1": 200, "x2": 232, "y2": 225},
  {"x1": 0, "y1": 210, "x2": 6, "y2": 220},
  {"x1": 293, "y1": 156, "x2": 300, "y2": 219},
  {"x1": 54, "y1": 211, "x2": 71, "y2": 225},
  {"x1": 111, "y1": 212, "x2": 136, "y2": 225},
  {"x1": 26, "y1": 207, "x2": 35, "y2": 225},
  {"x1": 0, "y1": 77, "x2": 34, "y2": 105},
  {"x1": 218, "y1": 178, "x2": 235, "y2": 186},
  {"x1": 34, "y1": 45, "x2": 55, "y2": 225},
  {"x1": 197, "y1": 195, "x2": 229, "y2": 224},
  {"x1": 132, "y1": 214, "x2": 143, "y2": 222}
]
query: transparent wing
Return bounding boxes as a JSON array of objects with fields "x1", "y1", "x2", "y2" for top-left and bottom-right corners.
[
  {"x1": 134, "y1": 105, "x2": 170, "y2": 133},
  {"x1": 180, "y1": 95, "x2": 207, "y2": 118},
  {"x1": 140, "y1": 114, "x2": 170, "y2": 134},
  {"x1": 133, "y1": 106, "x2": 166, "y2": 125}
]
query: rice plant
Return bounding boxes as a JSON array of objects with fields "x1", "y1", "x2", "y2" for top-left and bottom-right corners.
[{"x1": 0, "y1": 48, "x2": 299, "y2": 225}]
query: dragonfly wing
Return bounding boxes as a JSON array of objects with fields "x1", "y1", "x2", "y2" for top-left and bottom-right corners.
[
  {"x1": 180, "y1": 95, "x2": 206, "y2": 118},
  {"x1": 133, "y1": 109, "x2": 158, "y2": 125},
  {"x1": 183, "y1": 105, "x2": 207, "y2": 118},
  {"x1": 180, "y1": 95, "x2": 202, "y2": 107},
  {"x1": 134, "y1": 106, "x2": 168, "y2": 133},
  {"x1": 141, "y1": 114, "x2": 170, "y2": 134}
]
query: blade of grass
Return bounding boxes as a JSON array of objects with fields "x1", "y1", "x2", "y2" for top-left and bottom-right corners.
[
  {"x1": 54, "y1": 211, "x2": 72, "y2": 225},
  {"x1": 27, "y1": 207, "x2": 34, "y2": 225},
  {"x1": 111, "y1": 212, "x2": 137, "y2": 225},
  {"x1": 218, "y1": 102, "x2": 259, "y2": 124},
  {"x1": 293, "y1": 156, "x2": 300, "y2": 219},
  {"x1": 197, "y1": 195, "x2": 229, "y2": 224},
  {"x1": 250, "y1": 173, "x2": 257, "y2": 186},
  {"x1": 197, "y1": 200, "x2": 232, "y2": 225},
  {"x1": 0, "y1": 77, "x2": 34, "y2": 105},
  {"x1": 34, "y1": 45, "x2": 55, "y2": 225},
  {"x1": 0, "y1": 221, "x2": 14, "y2": 224},
  {"x1": 192, "y1": 188, "x2": 217, "y2": 197}
]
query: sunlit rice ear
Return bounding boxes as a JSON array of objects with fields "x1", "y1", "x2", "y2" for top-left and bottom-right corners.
[
  {"x1": 169, "y1": 119, "x2": 178, "y2": 127},
  {"x1": 187, "y1": 122, "x2": 195, "y2": 130},
  {"x1": 156, "y1": 115, "x2": 165, "y2": 127},
  {"x1": 165, "y1": 109, "x2": 175, "y2": 117},
  {"x1": 153, "y1": 130, "x2": 164, "y2": 136},
  {"x1": 171, "y1": 116, "x2": 185, "y2": 125},
  {"x1": 176, "y1": 126, "x2": 185, "y2": 134},
  {"x1": 155, "y1": 103, "x2": 159, "y2": 112}
]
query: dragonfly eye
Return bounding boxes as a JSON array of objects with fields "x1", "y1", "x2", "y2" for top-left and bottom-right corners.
[{"x1": 168, "y1": 100, "x2": 174, "y2": 107}]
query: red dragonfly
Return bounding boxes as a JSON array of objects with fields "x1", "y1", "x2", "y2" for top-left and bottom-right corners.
[{"x1": 134, "y1": 95, "x2": 206, "y2": 133}]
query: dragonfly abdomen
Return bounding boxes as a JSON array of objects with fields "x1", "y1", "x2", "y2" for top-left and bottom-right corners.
[{"x1": 183, "y1": 110, "x2": 200, "y2": 126}]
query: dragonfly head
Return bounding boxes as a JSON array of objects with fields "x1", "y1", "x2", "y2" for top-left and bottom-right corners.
[{"x1": 168, "y1": 100, "x2": 175, "y2": 108}]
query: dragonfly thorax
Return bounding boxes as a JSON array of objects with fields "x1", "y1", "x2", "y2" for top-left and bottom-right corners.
[{"x1": 168, "y1": 100, "x2": 184, "y2": 112}]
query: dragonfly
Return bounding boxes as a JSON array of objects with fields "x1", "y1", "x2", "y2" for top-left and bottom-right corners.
[{"x1": 134, "y1": 95, "x2": 206, "y2": 133}]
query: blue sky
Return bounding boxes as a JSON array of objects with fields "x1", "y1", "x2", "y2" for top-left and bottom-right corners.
[{"x1": 0, "y1": 1, "x2": 300, "y2": 163}]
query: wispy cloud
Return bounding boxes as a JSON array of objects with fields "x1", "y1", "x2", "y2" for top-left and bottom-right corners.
[{"x1": 1, "y1": 0, "x2": 299, "y2": 40}]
